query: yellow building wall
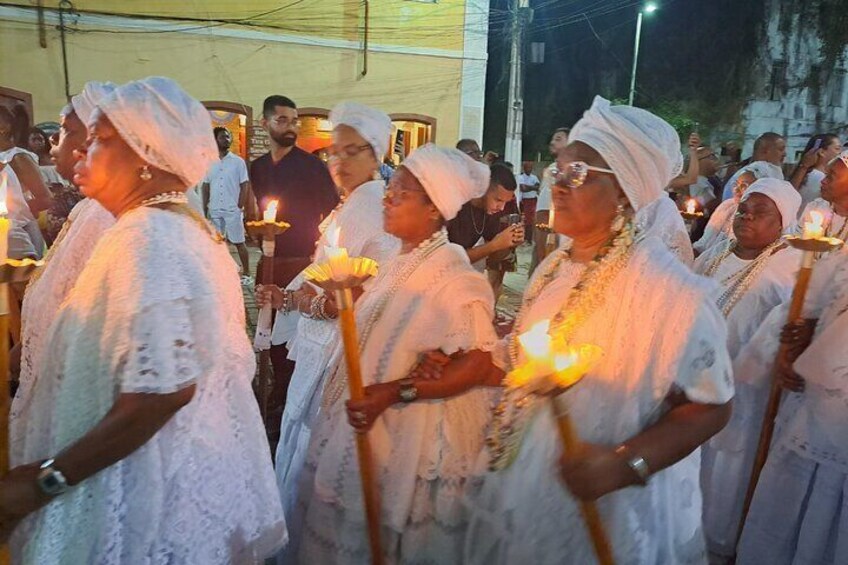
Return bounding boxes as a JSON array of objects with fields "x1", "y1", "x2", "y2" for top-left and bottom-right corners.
[
  {"x1": 0, "y1": 20, "x2": 466, "y2": 144},
  {"x1": 2, "y1": 0, "x2": 469, "y2": 50}
]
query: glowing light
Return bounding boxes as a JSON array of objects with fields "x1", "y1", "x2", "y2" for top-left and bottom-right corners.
[
  {"x1": 644, "y1": 2, "x2": 658, "y2": 13},
  {"x1": 517, "y1": 320, "x2": 553, "y2": 361},
  {"x1": 802, "y1": 211, "x2": 825, "y2": 240},
  {"x1": 263, "y1": 200, "x2": 279, "y2": 223},
  {"x1": 685, "y1": 199, "x2": 697, "y2": 215}
]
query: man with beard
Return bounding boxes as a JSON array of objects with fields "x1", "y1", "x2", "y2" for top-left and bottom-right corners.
[{"x1": 249, "y1": 95, "x2": 339, "y2": 428}]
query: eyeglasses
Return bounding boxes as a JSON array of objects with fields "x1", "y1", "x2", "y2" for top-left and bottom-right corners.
[
  {"x1": 699, "y1": 153, "x2": 718, "y2": 161},
  {"x1": 553, "y1": 161, "x2": 616, "y2": 189},
  {"x1": 270, "y1": 117, "x2": 301, "y2": 128},
  {"x1": 384, "y1": 186, "x2": 429, "y2": 206},
  {"x1": 328, "y1": 143, "x2": 372, "y2": 160},
  {"x1": 463, "y1": 149, "x2": 484, "y2": 160}
]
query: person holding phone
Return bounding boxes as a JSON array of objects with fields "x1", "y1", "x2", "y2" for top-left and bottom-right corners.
[
  {"x1": 789, "y1": 133, "x2": 841, "y2": 214},
  {"x1": 446, "y1": 162, "x2": 524, "y2": 279}
]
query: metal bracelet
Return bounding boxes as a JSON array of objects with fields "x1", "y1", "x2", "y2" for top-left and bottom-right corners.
[{"x1": 615, "y1": 444, "x2": 651, "y2": 486}]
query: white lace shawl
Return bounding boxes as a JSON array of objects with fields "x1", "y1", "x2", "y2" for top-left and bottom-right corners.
[
  {"x1": 467, "y1": 235, "x2": 733, "y2": 565},
  {"x1": 308, "y1": 242, "x2": 498, "y2": 532},
  {"x1": 694, "y1": 198, "x2": 737, "y2": 254},
  {"x1": 635, "y1": 197, "x2": 694, "y2": 265},
  {"x1": 16, "y1": 207, "x2": 286, "y2": 563},
  {"x1": 10, "y1": 198, "x2": 115, "y2": 467},
  {"x1": 270, "y1": 179, "x2": 400, "y2": 347}
]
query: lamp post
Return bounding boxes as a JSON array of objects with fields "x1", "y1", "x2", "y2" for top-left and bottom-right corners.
[{"x1": 628, "y1": 2, "x2": 658, "y2": 106}]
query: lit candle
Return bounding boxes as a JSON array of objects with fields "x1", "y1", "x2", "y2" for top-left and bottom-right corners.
[
  {"x1": 802, "y1": 210, "x2": 825, "y2": 240},
  {"x1": 323, "y1": 220, "x2": 352, "y2": 281},
  {"x1": 548, "y1": 205, "x2": 556, "y2": 230},
  {"x1": 263, "y1": 199, "x2": 279, "y2": 223},
  {"x1": 0, "y1": 169, "x2": 9, "y2": 264},
  {"x1": 686, "y1": 198, "x2": 697, "y2": 215},
  {"x1": 518, "y1": 319, "x2": 553, "y2": 362}
]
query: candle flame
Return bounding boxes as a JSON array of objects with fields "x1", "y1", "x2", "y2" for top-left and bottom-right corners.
[
  {"x1": 517, "y1": 320, "x2": 553, "y2": 361},
  {"x1": 263, "y1": 200, "x2": 279, "y2": 223},
  {"x1": 802, "y1": 210, "x2": 825, "y2": 240},
  {"x1": 685, "y1": 199, "x2": 697, "y2": 214}
]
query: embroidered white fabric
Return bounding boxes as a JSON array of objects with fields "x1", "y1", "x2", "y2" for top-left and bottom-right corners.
[
  {"x1": 15, "y1": 207, "x2": 286, "y2": 563},
  {"x1": 635, "y1": 196, "x2": 695, "y2": 265},
  {"x1": 10, "y1": 198, "x2": 115, "y2": 467},
  {"x1": 292, "y1": 242, "x2": 497, "y2": 564},
  {"x1": 694, "y1": 241, "x2": 800, "y2": 556},
  {"x1": 464, "y1": 235, "x2": 733, "y2": 565},
  {"x1": 273, "y1": 180, "x2": 399, "y2": 562},
  {"x1": 694, "y1": 198, "x2": 737, "y2": 254}
]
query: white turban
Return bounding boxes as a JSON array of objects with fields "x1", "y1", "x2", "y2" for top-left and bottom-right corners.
[
  {"x1": 98, "y1": 77, "x2": 217, "y2": 187},
  {"x1": 329, "y1": 101, "x2": 392, "y2": 160},
  {"x1": 71, "y1": 81, "x2": 117, "y2": 127},
  {"x1": 833, "y1": 149, "x2": 848, "y2": 170},
  {"x1": 742, "y1": 178, "x2": 802, "y2": 230},
  {"x1": 740, "y1": 160, "x2": 784, "y2": 181},
  {"x1": 402, "y1": 144, "x2": 490, "y2": 221},
  {"x1": 569, "y1": 96, "x2": 683, "y2": 212}
]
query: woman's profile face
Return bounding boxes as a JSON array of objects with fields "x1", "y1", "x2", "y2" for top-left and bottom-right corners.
[{"x1": 74, "y1": 110, "x2": 146, "y2": 205}]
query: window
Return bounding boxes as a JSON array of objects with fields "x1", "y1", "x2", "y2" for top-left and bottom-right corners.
[
  {"x1": 769, "y1": 60, "x2": 787, "y2": 101},
  {"x1": 808, "y1": 64, "x2": 821, "y2": 105},
  {"x1": 828, "y1": 69, "x2": 846, "y2": 107}
]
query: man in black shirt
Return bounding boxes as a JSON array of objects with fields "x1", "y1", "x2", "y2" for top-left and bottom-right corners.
[
  {"x1": 447, "y1": 162, "x2": 523, "y2": 270},
  {"x1": 249, "y1": 95, "x2": 339, "y2": 428}
]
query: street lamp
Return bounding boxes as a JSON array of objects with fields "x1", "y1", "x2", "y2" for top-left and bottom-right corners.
[{"x1": 628, "y1": 2, "x2": 658, "y2": 106}]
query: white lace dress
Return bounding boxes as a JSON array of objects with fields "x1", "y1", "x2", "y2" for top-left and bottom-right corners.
[
  {"x1": 464, "y1": 235, "x2": 734, "y2": 565},
  {"x1": 10, "y1": 198, "x2": 115, "y2": 467},
  {"x1": 694, "y1": 198, "x2": 737, "y2": 254},
  {"x1": 293, "y1": 236, "x2": 498, "y2": 564},
  {"x1": 635, "y1": 196, "x2": 695, "y2": 265},
  {"x1": 15, "y1": 206, "x2": 287, "y2": 564},
  {"x1": 272, "y1": 180, "x2": 399, "y2": 562},
  {"x1": 737, "y1": 247, "x2": 848, "y2": 565},
  {"x1": 693, "y1": 241, "x2": 800, "y2": 557}
]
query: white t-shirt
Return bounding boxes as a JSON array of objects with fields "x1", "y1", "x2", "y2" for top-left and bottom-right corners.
[
  {"x1": 798, "y1": 169, "x2": 826, "y2": 217},
  {"x1": 516, "y1": 172, "x2": 540, "y2": 200},
  {"x1": 688, "y1": 176, "x2": 717, "y2": 206},
  {"x1": 204, "y1": 152, "x2": 249, "y2": 215}
]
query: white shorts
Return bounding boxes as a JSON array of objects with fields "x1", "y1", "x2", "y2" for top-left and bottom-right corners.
[{"x1": 210, "y1": 211, "x2": 245, "y2": 244}]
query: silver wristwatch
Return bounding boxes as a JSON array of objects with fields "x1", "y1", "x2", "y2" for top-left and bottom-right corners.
[
  {"x1": 37, "y1": 459, "x2": 69, "y2": 496},
  {"x1": 398, "y1": 378, "x2": 419, "y2": 403},
  {"x1": 615, "y1": 445, "x2": 651, "y2": 486}
]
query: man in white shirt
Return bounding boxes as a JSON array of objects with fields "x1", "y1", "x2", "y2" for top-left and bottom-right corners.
[
  {"x1": 517, "y1": 161, "x2": 540, "y2": 243},
  {"x1": 202, "y1": 127, "x2": 252, "y2": 284}
]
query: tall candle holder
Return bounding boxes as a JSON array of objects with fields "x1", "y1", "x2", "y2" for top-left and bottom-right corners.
[
  {"x1": 304, "y1": 255, "x2": 383, "y2": 565},
  {"x1": 245, "y1": 200, "x2": 291, "y2": 423},
  {"x1": 737, "y1": 216, "x2": 843, "y2": 545}
]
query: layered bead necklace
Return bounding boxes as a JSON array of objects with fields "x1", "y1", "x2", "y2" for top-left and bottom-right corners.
[
  {"x1": 487, "y1": 217, "x2": 637, "y2": 470},
  {"x1": 703, "y1": 238, "x2": 786, "y2": 317}
]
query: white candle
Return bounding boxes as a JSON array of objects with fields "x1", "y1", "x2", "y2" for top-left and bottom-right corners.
[
  {"x1": 263, "y1": 199, "x2": 279, "y2": 223},
  {"x1": 322, "y1": 220, "x2": 352, "y2": 281},
  {"x1": 802, "y1": 211, "x2": 825, "y2": 240},
  {"x1": 686, "y1": 199, "x2": 697, "y2": 215},
  {"x1": 548, "y1": 205, "x2": 556, "y2": 230}
]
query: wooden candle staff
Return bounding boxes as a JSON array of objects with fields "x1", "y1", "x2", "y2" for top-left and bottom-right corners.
[
  {"x1": 245, "y1": 200, "x2": 290, "y2": 423},
  {"x1": 304, "y1": 251, "x2": 383, "y2": 565},
  {"x1": 736, "y1": 210, "x2": 843, "y2": 544},
  {"x1": 509, "y1": 321, "x2": 613, "y2": 565}
]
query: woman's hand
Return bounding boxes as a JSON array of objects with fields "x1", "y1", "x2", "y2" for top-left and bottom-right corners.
[
  {"x1": 0, "y1": 463, "x2": 52, "y2": 542},
  {"x1": 687, "y1": 132, "x2": 702, "y2": 151},
  {"x1": 777, "y1": 347, "x2": 806, "y2": 393},
  {"x1": 255, "y1": 284, "x2": 284, "y2": 310},
  {"x1": 559, "y1": 443, "x2": 635, "y2": 501},
  {"x1": 345, "y1": 383, "x2": 398, "y2": 433},
  {"x1": 799, "y1": 146, "x2": 823, "y2": 170},
  {"x1": 409, "y1": 350, "x2": 452, "y2": 380},
  {"x1": 780, "y1": 319, "x2": 816, "y2": 362}
]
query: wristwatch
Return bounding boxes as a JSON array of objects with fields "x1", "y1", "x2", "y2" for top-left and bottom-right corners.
[
  {"x1": 398, "y1": 378, "x2": 419, "y2": 403},
  {"x1": 37, "y1": 459, "x2": 69, "y2": 497},
  {"x1": 615, "y1": 444, "x2": 651, "y2": 486}
]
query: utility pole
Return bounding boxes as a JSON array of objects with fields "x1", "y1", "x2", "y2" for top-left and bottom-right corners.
[{"x1": 504, "y1": 0, "x2": 532, "y2": 167}]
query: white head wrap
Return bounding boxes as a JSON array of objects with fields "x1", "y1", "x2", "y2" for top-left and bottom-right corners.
[
  {"x1": 70, "y1": 81, "x2": 117, "y2": 127},
  {"x1": 402, "y1": 143, "x2": 490, "y2": 221},
  {"x1": 97, "y1": 77, "x2": 217, "y2": 187},
  {"x1": 569, "y1": 96, "x2": 683, "y2": 211},
  {"x1": 741, "y1": 178, "x2": 802, "y2": 230},
  {"x1": 329, "y1": 101, "x2": 392, "y2": 160},
  {"x1": 832, "y1": 149, "x2": 848, "y2": 170},
  {"x1": 740, "y1": 160, "x2": 785, "y2": 182}
]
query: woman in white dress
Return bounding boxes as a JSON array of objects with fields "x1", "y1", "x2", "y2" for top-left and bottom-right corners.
[
  {"x1": 9, "y1": 81, "x2": 117, "y2": 469},
  {"x1": 788, "y1": 133, "x2": 841, "y2": 214},
  {"x1": 256, "y1": 101, "x2": 400, "y2": 563},
  {"x1": 0, "y1": 77, "x2": 286, "y2": 564},
  {"x1": 793, "y1": 150, "x2": 848, "y2": 241},
  {"x1": 694, "y1": 161, "x2": 784, "y2": 255},
  {"x1": 292, "y1": 144, "x2": 498, "y2": 564},
  {"x1": 421, "y1": 97, "x2": 734, "y2": 564},
  {"x1": 694, "y1": 178, "x2": 802, "y2": 559}
]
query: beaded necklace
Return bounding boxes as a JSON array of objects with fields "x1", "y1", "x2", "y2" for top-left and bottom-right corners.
[
  {"x1": 826, "y1": 206, "x2": 848, "y2": 241},
  {"x1": 487, "y1": 217, "x2": 637, "y2": 470},
  {"x1": 321, "y1": 228, "x2": 449, "y2": 408},
  {"x1": 703, "y1": 238, "x2": 785, "y2": 317}
]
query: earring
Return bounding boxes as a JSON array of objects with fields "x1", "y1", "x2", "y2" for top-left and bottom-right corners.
[
  {"x1": 139, "y1": 165, "x2": 153, "y2": 182},
  {"x1": 611, "y1": 202, "x2": 627, "y2": 233}
]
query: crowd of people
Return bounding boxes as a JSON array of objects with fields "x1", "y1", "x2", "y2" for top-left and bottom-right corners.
[{"x1": 0, "y1": 74, "x2": 845, "y2": 565}]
